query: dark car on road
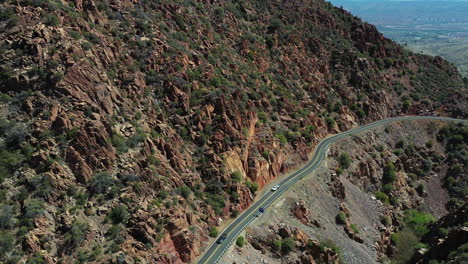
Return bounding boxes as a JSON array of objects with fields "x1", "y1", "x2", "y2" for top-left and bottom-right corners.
[{"x1": 216, "y1": 234, "x2": 227, "y2": 244}]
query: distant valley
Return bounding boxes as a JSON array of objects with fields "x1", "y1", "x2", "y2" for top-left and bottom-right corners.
[{"x1": 331, "y1": 0, "x2": 468, "y2": 76}]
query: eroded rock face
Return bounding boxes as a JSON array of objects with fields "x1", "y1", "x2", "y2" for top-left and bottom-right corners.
[{"x1": 252, "y1": 224, "x2": 342, "y2": 264}]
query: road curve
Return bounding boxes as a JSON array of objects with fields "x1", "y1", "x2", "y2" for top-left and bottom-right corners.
[{"x1": 196, "y1": 116, "x2": 467, "y2": 264}]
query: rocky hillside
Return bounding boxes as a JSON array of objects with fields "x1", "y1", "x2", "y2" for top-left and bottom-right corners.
[
  {"x1": 223, "y1": 120, "x2": 467, "y2": 264},
  {"x1": 0, "y1": 0, "x2": 467, "y2": 263}
]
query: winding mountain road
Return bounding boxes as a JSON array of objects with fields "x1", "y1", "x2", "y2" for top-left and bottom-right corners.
[{"x1": 197, "y1": 116, "x2": 467, "y2": 264}]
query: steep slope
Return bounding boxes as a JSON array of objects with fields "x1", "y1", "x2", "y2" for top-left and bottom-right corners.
[
  {"x1": 224, "y1": 120, "x2": 467, "y2": 264},
  {"x1": 0, "y1": 0, "x2": 467, "y2": 263}
]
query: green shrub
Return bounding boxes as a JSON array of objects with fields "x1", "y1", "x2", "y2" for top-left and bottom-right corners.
[
  {"x1": 403, "y1": 210, "x2": 435, "y2": 236},
  {"x1": 245, "y1": 181, "x2": 259, "y2": 193},
  {"x1": 350, "y1": 223, "x2": 359, "y2": 233},
  {"x1": 383, "y1": 162, "x2": 396, "y2": 184},
  {"x1": 214, "y1": 7, "x2": 225, "y2": 19},
  {"x1": 89, "y1": 172, "x2": 113, "y2": 194},
  {"x1": 110, "y1": 133, "x2": 127, "y2": 153},
  {"x1": 81, "y1": 42, "x2": 92, "y2": 51},
  {"x1": 319, "y1": 239, "x2": 340, "y2": 253},
  {"x1": 209, "y1": 226, "x2": 218, "y2": 238},
  {"x1": 416, "y1": 183, "x2": 425, "y2": 195},
  {"x1": 0, "y1": 205, "x2": 14, "y2": 229},
  {"x1": 423, "y1": 159, "x2": 433, "y2": 173},
  {"x1": 338, "y1": 153, "x2": 351, "y2": 169},
  {"x1": 0, "y1": 92, "x2": 11, "y2": 103},
  {"x1": 108, "y1": 206, "x2": 129, "y2": 224},
  {"x1": 438, "y1": 227, "x2": 449, "y2": 237},
  {"x1": 425, "y1": 140, "x2": 433, "y2": 148},
  {"x1": 280, "y1": 237, "x2": 295, "y2": 254},
  {"x1": 0, "y1": 230, "x2": 14, "y2": 258},
  {"x1": 158, "y1": 190, "x2": 169, "y2": 199},
  {"x1": 64, "y1": 221, "x2": 89, "y2": 250},
  {"x1": 126, "y1": 129, "x2": 146, "y2": 148},
  {"x1": 24, "y1": 198, "x2": 45, "y2": 220},
  {"x1": 231, "y1": 171, "x2": 242, "y2": 183},
  {"x1": 276, "y1": 134, "x2": 287, "y2": 144},
  {"x1": 396, "y1": 139, "x2": 405, "y2": 148},
  {"x1": 26, "y1": 253, "x2": 46, "y2": 264},
  {"x1": 205, "y1": 193, "x2": 225, "y2": 216},
  {"x1": 231, "y1": 210, "x2": 239, "y2": 218},
  {"x1": 179, "y1": 185, "x2": 191, "y2": 199},
  {"x1": 325, "y1": 117, "x2": 335, "y2": 129},
  {"x1": 44, "y1": 14, "x2": 59, "y2": 26},
  {"x1": 382, "y1": 183, "x2": 394, "y2": 194},
  {"x1": 268, "y1": 17, "x2": 283, "y2": 32},
  {"x1": 336, "y1": 212, "x2": 347, "y2": 225},
  {"x1": 375, "y1": 192, "x2": 389, "y2": 204},
  {"x1": 375, "y1": 145, "x2": 385, "y2": 152},
  {"x1": 69, "y1": 30, "x2": 81, "y2": 40},
  {"x1": 236, "y1": 236, "x2": 245, "y2": 247},
  {"x1": 83, "y1": 31, "x2": 100, "y2": 44}
]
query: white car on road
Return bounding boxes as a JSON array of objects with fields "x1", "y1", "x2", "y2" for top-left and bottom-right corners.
[{"x1": 271, "y1": 185, "x2": 280, "y2": 191}]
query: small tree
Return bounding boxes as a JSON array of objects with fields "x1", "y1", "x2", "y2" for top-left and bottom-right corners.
[
  {"x1": 89, "y1": 172, "x2": 113, "y2": 194},
  {"x1": 231, "y1": 171, "x2": 242, "y2": 183},
  {"x1": 44, "y1": 14, "x2": 60, "y2": 26},
  {"x1": 64, "y1": 221, "x2": 89, "y2": 250},
  {"x1": 245, "y1": 181, "x2": 259, "y2": 193},
  {"x1": 383, "y1": 162, "x2": 396, "y2": 184},
  {"x1": 209, "y1": 226, "x2": 218, "y2": 238},
  {"x1": 336, "y1": 212, "x2": 347, "y2": 225},
  {"x1": 281, "y1": 238, "x2": 295, "y2": 254},
  {"x1": 108, "y1": 206, "x2": 129, "y2": 224},
  {"x1": 180, "y1": 185, "x2": 191, "y2": 199},
  {"x1": 375, "y1": 192, "x2": 389, "y2": 204},
  {"x1": 338, "y1": 153, "x2": 351, "y2": 169},
  {"x1": 236, "y1": 236, "x2": 245, "y2": 247}
]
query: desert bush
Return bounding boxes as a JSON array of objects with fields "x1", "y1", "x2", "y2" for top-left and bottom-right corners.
[
  {"x1": 336, "y1": 212, "x2": 347, "y2": 225},
  {"x1": 245, "y1": 181, "x2": 259, "y2": 193},
  {"x1": 107, "y1": 206, "x2": 129, "y2": 224},
  {"x1": 0, "y1": 204, "x2": 14, "y2": 229},
  {"x1": 236, "y1": 236, "x2": 245, "y2": 247},
  {"x1": 209, "y1": 226, "x2": 218, "y2": 237},
  {"x1": 23, "y1": 199, "x2": 44, "y2": 220},
  {"x1": 5, "y1": 122, "x2": 28, "y2": 148},
  {"x1": 382, "y1": 183, "x2": 394, "y2": 194},
  {"x1": 280, "y1": 237, "x2": 295, "y2": 254},
  {"x1": 231, "y1": 171, "x2": 242, "y2": 183},
  {"x1": 44, "y1": 14, "x2": 59, "y2": 26},
  {"x1": 338, "y1": 152, "x2": 351, "y2": 169},
  {"x1": 89, "y1": 172, "x2": 113, "y2": 194},
  {"x1": 126, "y1": 128, "x2": 146, "y2": 148},
  {"x1": 276, "y1": 134, "x2": 287, "y2": 144},
  {"x1": 375, "y1": 191, "x2": 389, "y2": 204},
  {"x1": 325, "y1": 117, "x2": 335, "y2": 128},
  {"x1": 64, "y1": 221, "x2": 89, "y2": 250},
  {"x1": 69, "y1": 30, "x2": 81, "y2": 40},
  {"x1": 404, "y1": 210, "x2": 435, "y2": 236},
  {"x1": 0, "y1": 230, "x2": 14, "y2": 258},
  {"x1": 179, "y1": 185, "x2": 191, "y2": 199},
  {"x1": 205, "y1": 193, "x2": 225, "y2": 216},
  {"x1": 158, "y1": 190, "x2": 169, "y2": 199},
  {"x1": 383, "y1": 162, "x2": 396, "y2": 184}
]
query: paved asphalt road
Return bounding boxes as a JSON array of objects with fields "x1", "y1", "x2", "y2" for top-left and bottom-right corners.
[{"x1": 197, "y1": 116, "x2": 467, "y2": 264}]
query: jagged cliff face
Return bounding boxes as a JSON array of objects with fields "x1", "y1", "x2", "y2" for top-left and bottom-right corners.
[{"x1": 0, "y1": 0, "x2": 467, "y2": 263}]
